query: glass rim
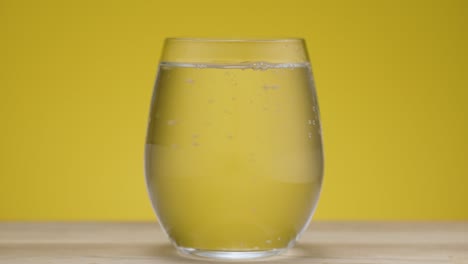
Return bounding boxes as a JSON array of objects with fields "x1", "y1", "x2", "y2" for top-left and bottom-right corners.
[
  {"x1": 161, "y1": 37, "x2": 309, "y2": 63},
  {"x1": 165, "y1": 37, "x2": 305, "y2": 43}
]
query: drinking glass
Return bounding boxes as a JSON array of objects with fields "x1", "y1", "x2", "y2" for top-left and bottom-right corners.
[{"x1": 145, "y1": 38, "x2": 323, "y2": 260}]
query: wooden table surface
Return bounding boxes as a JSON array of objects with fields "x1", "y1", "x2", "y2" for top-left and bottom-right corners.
[{"x1": 0, "y1": 222, "x2": 467, "y2": 263}]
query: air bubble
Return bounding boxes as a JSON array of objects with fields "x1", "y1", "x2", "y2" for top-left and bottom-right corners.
[
  {"x1": 167, "y1": 120, "x2": 177, "y2": 126},
  {"x1": 252, "y1": 62, "x2": 269, "y2": 71},
  {"x1": 263, "y1": 84, "x2": 280, "y2": 90},
  {"x1": 308, "y1": 132, "x2": 313, "y2": 139},
  {"x1": 192, "y1": 134, "x2": 199, "y2": 139},
  {"x1": 192, "y1": 142, "x2": 199, "y2": 147},
  {"x1": 186, "y1": 78, "x2": 195, "y2": 84},
  {"x1": 266, "y1": 240, "x2": 272, "y2": 244}
]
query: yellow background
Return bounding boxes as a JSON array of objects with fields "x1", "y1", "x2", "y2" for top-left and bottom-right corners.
[{"x1": 1, "y1": 0, "x2": 467, "y2": 221}]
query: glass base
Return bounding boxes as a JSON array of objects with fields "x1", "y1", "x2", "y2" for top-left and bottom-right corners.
[{"x1": 177, "y1": 246, "x2": 286, "y2": 260}]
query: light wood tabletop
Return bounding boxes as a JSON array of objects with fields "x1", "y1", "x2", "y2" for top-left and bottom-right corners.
[{"x1": 0, "y1": 222, "x2": 466, "y2": 263}]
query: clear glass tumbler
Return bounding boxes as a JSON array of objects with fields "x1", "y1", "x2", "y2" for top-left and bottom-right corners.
[{"x1": 145, "y1": 38, "x2": 323, "y2": 260}]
